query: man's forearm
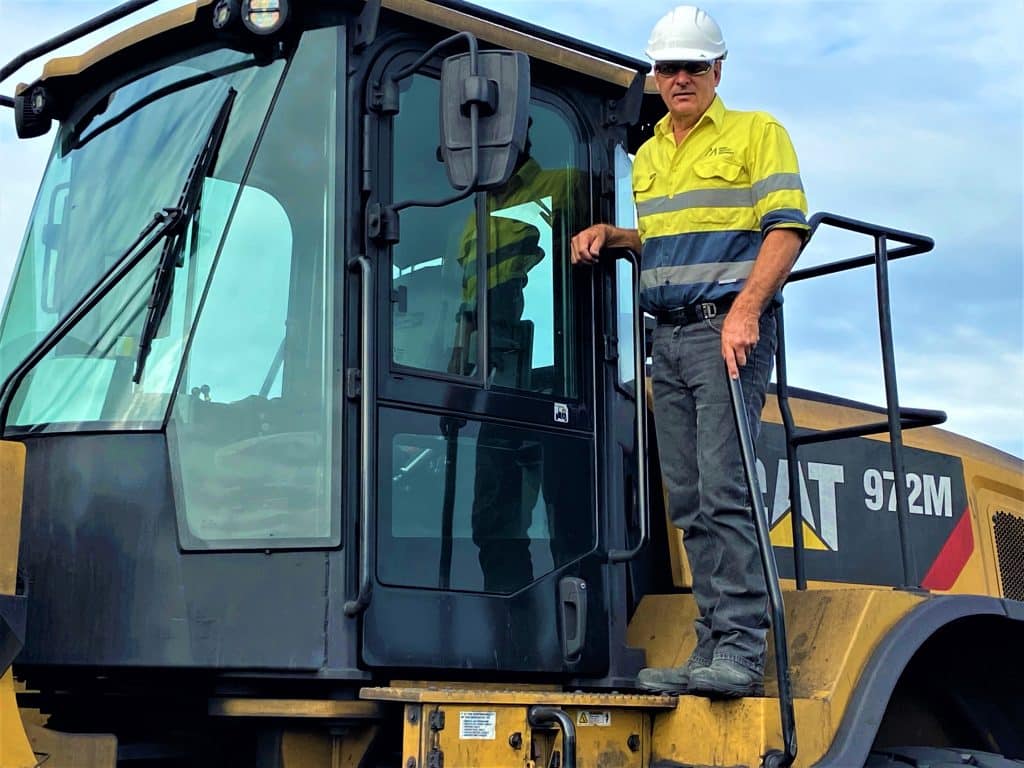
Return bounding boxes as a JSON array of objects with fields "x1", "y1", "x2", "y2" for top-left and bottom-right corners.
[
  {"x1": 732, "y1": 228, "x2": 803, "y2": 316},
  {"x1": 602, "y1": 225, "x2": 643, "y2": 253}
]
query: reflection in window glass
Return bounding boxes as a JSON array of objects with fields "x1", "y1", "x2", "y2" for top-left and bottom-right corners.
[
  {"x1": 390, "y1": 74, "x2": 474, "y2": 374},
  {"x1": 379, "y1": 408, "x2": 595, "y2": 593},
  {"x1": 615, "y1": 145, "x2": 637, "y2": 385},
  {"x1": 169, "y1": 27, "x2": 338, "y2": 548},
  {"x1": 390, "y1": 77, "x2": 583, "y2": 399},
  {"x1": 0, "y1": 49, "x2": 284, "y2": 429}
]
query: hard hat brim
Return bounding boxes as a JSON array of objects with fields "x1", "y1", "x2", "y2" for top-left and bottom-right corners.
[{"x1": 646, "y1": 47, "x2": 727, "y2": 62}]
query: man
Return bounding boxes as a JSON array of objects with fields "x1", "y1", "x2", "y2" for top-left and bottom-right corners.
[{"x1": 571, "y1": 5, "x2": 808, "y2": 698}]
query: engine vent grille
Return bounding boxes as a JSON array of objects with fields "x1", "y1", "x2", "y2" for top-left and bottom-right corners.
[{"x1": 993, "y1": 511, "x2": 1024, "y2": 601}]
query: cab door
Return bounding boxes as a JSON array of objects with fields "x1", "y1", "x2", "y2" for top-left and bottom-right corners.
[{"x1": 360, "y1": 53, "x2": 606, "y2": 675}]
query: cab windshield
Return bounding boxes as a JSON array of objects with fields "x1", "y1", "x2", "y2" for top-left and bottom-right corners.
[
  {"x1": 0, "y1": 47, "x2": 284, "y2": 427},
  {"x1": 0, "y1": 29, "x2": 341, "y2": 549}
]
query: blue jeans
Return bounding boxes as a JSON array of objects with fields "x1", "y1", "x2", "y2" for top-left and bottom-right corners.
[{"x1": 650, "y1": 310, "x2": 776, "y2": 674}]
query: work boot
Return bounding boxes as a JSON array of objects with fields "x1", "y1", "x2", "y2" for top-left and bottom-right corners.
[
  {"x1": 688, "y1": 659, "x2": 764, "y2": 699},
  {"x1": 636, "y1": 659, "x2": 709, "y2": 695}
]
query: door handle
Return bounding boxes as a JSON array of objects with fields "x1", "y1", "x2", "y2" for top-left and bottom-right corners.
[{"x1": 558, "y1": 576, "x2": 587, "y2": 662}]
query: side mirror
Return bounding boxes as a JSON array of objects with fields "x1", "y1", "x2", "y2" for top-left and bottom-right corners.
[{"x1": 440, "y1": 50, "x2": 529, "y2": 191}]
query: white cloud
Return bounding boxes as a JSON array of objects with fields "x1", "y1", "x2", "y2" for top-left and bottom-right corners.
[
  {"x1": 784, "y1": 323, "x2": 1024, "y2": 456},
  {"x1": 0, "y1": 0, "x2": 1021, "y2": 457}
]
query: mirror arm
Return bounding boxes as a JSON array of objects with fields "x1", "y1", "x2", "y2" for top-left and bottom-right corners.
[{"x1": 369, "y1": 32, "x2": 483, "y2": 244}]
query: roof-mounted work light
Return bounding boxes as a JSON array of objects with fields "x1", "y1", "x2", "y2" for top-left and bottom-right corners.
[
  {"x1": 211, "y1": 0, "x2": 238, "y2": 29},
  {"x1": 242, "y1": 0, "x2": 289, "y2": 35},
  {"x1": 212, "y1": 0, "x2": 289, "y2": 36}
]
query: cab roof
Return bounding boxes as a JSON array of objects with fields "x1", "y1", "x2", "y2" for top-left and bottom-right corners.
[{"x1": 19, "y1": 0, "x2": 650, "y2": 96}]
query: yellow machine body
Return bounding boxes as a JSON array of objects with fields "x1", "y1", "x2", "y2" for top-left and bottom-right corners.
[{"x1": 0, "y1": 2, "x2": 1021, "y2": 767}]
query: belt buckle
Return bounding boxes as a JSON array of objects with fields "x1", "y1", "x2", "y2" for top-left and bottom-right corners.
[{"x1": 699, "y1": 302, "x2": 717, "y2": 320}]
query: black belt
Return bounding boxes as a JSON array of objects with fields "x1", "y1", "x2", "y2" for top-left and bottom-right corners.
[{"x1": 654, "y1": 296, "x2": 735, "y2": 327}]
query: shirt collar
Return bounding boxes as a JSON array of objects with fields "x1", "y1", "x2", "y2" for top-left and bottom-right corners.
[{"x1": 654, "y1": 95, "x2": 726, "y2": 141}]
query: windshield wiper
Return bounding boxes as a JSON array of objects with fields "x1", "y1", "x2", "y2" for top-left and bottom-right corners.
[
  {"x1": 133, "y1": 87, "x2": 237, "y2": 384},
  {"x1": 0, "y1": 208, "x2": 181, "y2": 433}
]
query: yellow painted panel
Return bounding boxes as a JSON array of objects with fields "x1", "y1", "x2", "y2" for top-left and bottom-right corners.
[
  {"x1": 209, "y1": 698, "x2": 381, "y2": 718},
  {"x1": 0, "y1": 671, "x2": 34, "y2": 768},
  {"x1": 633, "y1": 590, "x2": 925, "y2": 767},
  {"x1": 402, "y1": 705, "x2": 421, "y2": 768},
  {"x1": 433, "y1": 705, "x2": 530, "y2": 768},
  {"x1": 0, "y1": 441, "x2": 26, "y2": 597},
  {"x1": 24, "y1": 722, "x2": 116, "y2": 768},
  {"x1": 40, "y1": 2, "x2": 211, "y2": 81},
  {"x1": 362, "y1": 686, "x2": 673, "y2": 708}
]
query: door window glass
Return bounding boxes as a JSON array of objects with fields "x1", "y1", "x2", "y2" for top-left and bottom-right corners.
[
  {"x1": 390, "y1": 76, "x2": 583, "y2": 399},
  {"x1": 379, "y1": 407, "x2": 595, "y2": 593},
  {"x1": 390, "y1": 73, "x2": 474, "y2": 374},
  {"x1": 615, "y1": 144, "x2": 637, "y2": 386}
]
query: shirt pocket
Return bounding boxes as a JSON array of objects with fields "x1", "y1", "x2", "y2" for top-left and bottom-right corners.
[
  {"x1": 633, "y1": 171, "x2": 657, "y2": 199},
  {"x1": 689, "y1": 158, "x2": 750, "y2": 225}
]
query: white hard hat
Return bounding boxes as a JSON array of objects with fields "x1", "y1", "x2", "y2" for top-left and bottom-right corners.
[{"x1": 646, "y1": 5, "x2": 728, "y2": 62}]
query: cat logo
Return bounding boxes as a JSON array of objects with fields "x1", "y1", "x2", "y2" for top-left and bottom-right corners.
[
  {"x1": 756, "y1": 455, "x2": 956, "y2": 554},
  {"x1": 759, "y1": 458, "x2": 843, "y2": 552}
]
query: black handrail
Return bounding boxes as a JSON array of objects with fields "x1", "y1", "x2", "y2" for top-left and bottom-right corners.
[
  {"x1": 773, "y1": 309, "x2": 806, "y2": 589},
  {"x1": 776, "y1": 212, "x2": 943, "y2": 590},
  {"x1": 727, "y1": 374, "x2": 796, "y2": 768},
  {"x1": 344, "y1": 256, "x2": 375, "y2": 617},
  {"x1": 0, "y1": 0, "x2": 162, "y2": 91}
]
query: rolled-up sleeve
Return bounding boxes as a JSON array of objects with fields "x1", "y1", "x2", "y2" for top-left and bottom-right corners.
[{"x1": 750, "y1": 120, "x2": 809, "y2": 237}]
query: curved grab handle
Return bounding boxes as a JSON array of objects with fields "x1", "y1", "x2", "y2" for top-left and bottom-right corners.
[
  {"x1": 528, "y1": 706, "x2": 576, "y2": 768},
  {"x1": 608, "y1": 249, "x2": 649, "y2": 563}
]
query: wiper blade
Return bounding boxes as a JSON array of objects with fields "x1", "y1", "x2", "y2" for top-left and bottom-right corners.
[{"x1": 133, "y1": 87, "x2": 237, "y2": 384}]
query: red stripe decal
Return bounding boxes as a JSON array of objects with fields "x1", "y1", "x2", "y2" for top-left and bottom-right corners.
[{"x1": 921, "y1": 506, "x2": 974, "y2": 591}]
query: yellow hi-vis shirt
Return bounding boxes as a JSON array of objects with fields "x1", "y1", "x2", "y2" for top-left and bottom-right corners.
[{"x1": 633, "y1": 96, "x2": 809, "y2": 312}]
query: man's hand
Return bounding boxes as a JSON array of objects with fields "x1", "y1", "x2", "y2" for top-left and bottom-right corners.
[
  {"x1": 570, "y1": 224, "x2": 609, "y2": 265},
  {"x1": 721, "y1": 306, "x2": 761, "y2": 379},
  {"x1": 570, "y1": 224, "x2": 642, "y2": 265}
]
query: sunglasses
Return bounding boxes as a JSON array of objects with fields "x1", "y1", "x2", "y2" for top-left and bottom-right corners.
[{"x1": 654, "y1": 60, "x2": 715, "y2": 77}]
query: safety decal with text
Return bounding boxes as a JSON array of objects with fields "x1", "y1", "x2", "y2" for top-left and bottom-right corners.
[
  {"x1": 576, "y1": 710, "x2": 611, "y2": 727},
  {"x1": 459, "y1": 711, "x2": 496, "y2": 740}
]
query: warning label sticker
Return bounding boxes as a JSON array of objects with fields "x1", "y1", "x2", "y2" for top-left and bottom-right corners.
[
  {"x1": 576, "y1": 710, "x2": 611, "y2": 727},
  {"x1": 459, "y1": 711, "x2": 496, "y2": 740}
]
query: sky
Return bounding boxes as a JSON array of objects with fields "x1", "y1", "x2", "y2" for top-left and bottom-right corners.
[{"x1": 0, "y1": 0, "x2": 1022, "y2": 457}]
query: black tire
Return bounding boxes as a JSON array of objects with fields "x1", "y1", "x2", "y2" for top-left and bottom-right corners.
[{"x1": 866, "y1": 746, "x2": 1024, "y2": 767}]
